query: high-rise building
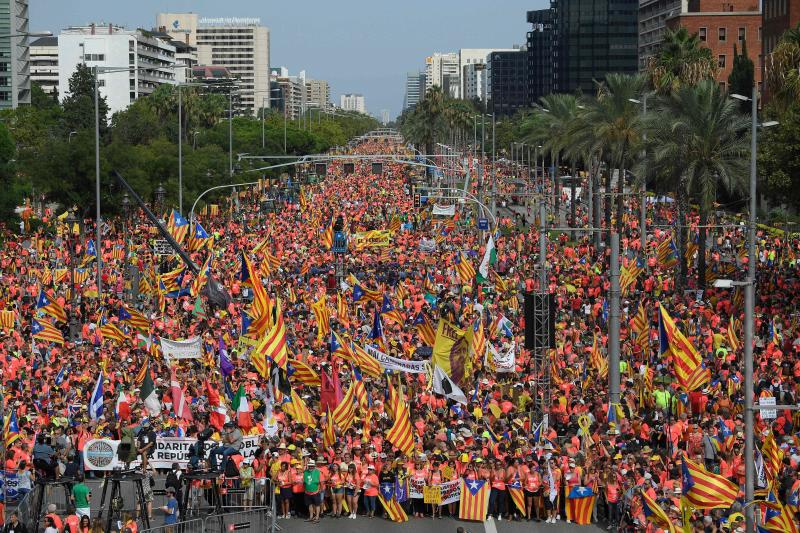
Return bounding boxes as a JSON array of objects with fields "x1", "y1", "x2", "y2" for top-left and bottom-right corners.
[
  {"x1": 0, "y1": 0, "x2": 31, "y2": 109},
  {"x1": 156, "y1": 13, "x2": 270, "y2": 116},
  {"x1": 270, "y1": 67, "x2": 305, "y2": 119},
  {"x1": 486, "y1": 48, "x2": 528, "y2": 116},
  {"x1": 666, "y1": 0, "x2": 762, "y2": 90},
  {"x1": 403, "y1": 70, "x2": 425, "y2": 110},
  {"x1": 150, "y1": 30, "x2": 197, "y2": 84},
  {"x1": 526, "y1": 0, "x2": 638, "y2": 98},
  {"x1": 58, "y1": 24, "x2": 177, "y2": 116},
  {"x1": 526, "y1": 9, "x2": 555, "y2": 103},
  {"x1": 30, "y1": 35, "x2": 58, "y2": 96},
  {"x1": 305, "y1": 78, "x2": 330, "y2": 111},
  {"x1": 458, "y1": 48, "x2": 516, "y2": 103},
  {"x1": 763, "y1": 0, "x2": 799, "y2": 65},
  {"x1": 639, "y1": 0, "x2": 685, "y2": 71},
  {"x1": 425, "y1": 52, "x2": 460, "y2": 97},
  {"x1": 340, "y1": 93, "x2": 366, "y2": 114}
]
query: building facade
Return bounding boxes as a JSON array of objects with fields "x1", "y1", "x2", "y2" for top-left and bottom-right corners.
[
  {"x1": 305, "y1": 78, "x2": 330, "y2": 111},
  {"x1": 526, "y1": 8, "x2": 555, "y2": 103},
  {"x1": 486, "y1": 48, "x2": 528, "y2": 116},
  {"x1": 666, "y1": 0, "x2": 762, "y2": 89},
  {"x1": 763, "y1": 0, "x2": 800, "y2": 65},
  {"x1": 30, "y1": 35, "x2": 58, "y2": 95},
  {"x1": 0, "y1": 0, "x2": 31, "y2": 109},
  {"x1": 554, "y1": 0, "x2": 639, "y2": 94},
  {"x1": 403, "y1": 70, "x2": 425, "y2": 110},
  {"x1": 425, "y1": 52, "x2": 459, "y2": 97},
  {"x1": 339, "y1": 93, "x2": 366, "y2": 114},
  {"x1": 270, "y1": 67, "x2": 305, "y2": 119},
  {"x1": 156, "y1": 13, "x2": 270, "y2": 116},
  {"x1": 58, "y1": 24, "x2": 177, "y2": 116},
  {"x1": 639, "y1": 0, "x2": 685, "y2": 71}
]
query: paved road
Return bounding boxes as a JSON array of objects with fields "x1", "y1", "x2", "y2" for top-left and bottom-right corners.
[{"x1": 276, "y1": 515, "x2": 606, "y2": 533}]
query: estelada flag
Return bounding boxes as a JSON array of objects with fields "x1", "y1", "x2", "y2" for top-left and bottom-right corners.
[
  {"x1": 458, "y1": 479, "x2": 489, "y2": 521},
  {"x1": 378, "y1": 483, "x2": 408, "y2": 523},
  {"x1": 565, "y1": 485, "x2": 596, "y2": 525},
  {"x1": 681, "y1": 457, "x2": 738, "y2": 510}
]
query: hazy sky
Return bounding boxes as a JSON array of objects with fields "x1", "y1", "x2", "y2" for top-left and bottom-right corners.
[{"x1": 31, "y1": 0, "x2": 543, "y2": 119}]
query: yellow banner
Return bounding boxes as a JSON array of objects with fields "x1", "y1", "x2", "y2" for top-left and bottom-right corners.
[
  {"x1": 352, "y1": 230, "x2": 393, "y2": 249},
  {"x1": 432, "y1": 319, "x2": 472, "y2": 389}
]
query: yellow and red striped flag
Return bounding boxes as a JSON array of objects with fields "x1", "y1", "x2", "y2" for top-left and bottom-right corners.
[
  {"x1": 253, "y1": 300, "x2": 289, "y2": 372},
  {"x1": 352, "y1": 343, "x2": 383, "y2": 378},
  {"x1": 727, "y1": 315, "x2": 740, "y2": 353},
  {"x1": 311, "y1": 295, "x2": 331, "y2": 341},
  {"x1": 453, "y1": 252, "x2": 476, "y2": 283},
  {"x1": 32, "y1": 318, "x2": 64, "y2": 344},
  {"x1": 288, "y1": 358, "x2": 320, "y2": 387},
  {"x1": 332, "y1": 382, "x2": 356, "y2": 432},
  {"x1": 640, "y1": 489, "x2": 678, "y2": 533},
  {"x1": 681, "y1": 457, "x2": 738, "y2": 510},
  {"x1": 166, "y1": 209, "x2": 189, "y2": 244},
  {"x1": 321, "y1": 217, "x2": 334, "y2": 250},
  {"x1": 0, "y1": 310, "x2": 16, "y2": 331},
  {"x1": 565, "y1": 485, "x2": 596, "y2": 525},
  {"x1": 336, "y1": 292, "x2": 349, "y2": 326},
  {"x1": 323, "y1": 408, "x2": 336, "y2": 449},
  {"x1": 284, "y1": 389, "x2": 315, "y2": 426},
  {"x1": 119, "y1": 306, "x2": 151, "y2": 331},
  {"x1": 385, "y1": 382, "x2": 414, "y2": 456},
  {"x1": 762, "y1": 431, "x2": 784, "y2": 483},
  {"x1": 377, "y1": 486, "x2": 408, "y2": 523},
  {"x1": 620, "y1": 262, "x2": 643, "y2": 295},
  {"x1": 100, "y1": 322, "x2": 126, "y2": 344},
  {"x1": 659, "y1": 304, "x2": 704, "y2": 391},
  {"x1": 458, "y1": 479, "x2": 490, "y2": 521}
]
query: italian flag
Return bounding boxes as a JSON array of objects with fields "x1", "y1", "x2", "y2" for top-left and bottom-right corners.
[
  {"x1": 477, "y1": 236, "x2": 497, "y2": 283},
  {"x1": 115, "y1": 390, "x2": 130, "y2": 421},
  {"x1": 232, "y1": 385, "x2": 253, "y2": 430},
  {"x1": 139, "y1": 367, "x2": 161, "y2": 417}
]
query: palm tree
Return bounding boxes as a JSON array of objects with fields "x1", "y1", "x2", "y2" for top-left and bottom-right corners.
[
  {"x1": 646, "y1": 27, "x2": 719, "y2": 94},
  {"x1": 765, "y1": 22, "x2": 800, "y2": 112},
  {"x1": 641, "y1": 80, "x2": 749, "y2": 288},
  {"x1": 583, "y1": 73, "x2": 646, "y2": 245},
  {"x1": 533, "y1": 93, "x2": 582, "y2": 225},
  {"x1": 399, "y1": 86, "x2": 448, "y2": 176}
]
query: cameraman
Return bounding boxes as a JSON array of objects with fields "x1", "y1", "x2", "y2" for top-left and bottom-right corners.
[
  {"x1": 189, "y1": 428, "x2": 213, "y2": 469},
  {"x1": 209, "y1": 422, "x2": 243, "y2": 474},
  {"x1": 33, "y1": 434, "x2": 57, "y2": 479},
  {"x1": 136, "y1": 420, "x2": 157, "y2": 472}
]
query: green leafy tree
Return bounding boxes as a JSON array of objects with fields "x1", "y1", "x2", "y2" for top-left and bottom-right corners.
[
  {"x1": 765, "y1": 23, "x2": 800, "y2": 112},
  {"x1": 61, "y1": 64, "x2": 109, "y2": 132},
  {"x1": 728, "y1": 41, "x2": 755, "y2": 111}
]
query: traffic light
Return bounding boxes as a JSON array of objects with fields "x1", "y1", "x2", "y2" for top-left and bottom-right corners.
[{"x1": 414, "y1": 193, "x2": 421, "y2": 208}]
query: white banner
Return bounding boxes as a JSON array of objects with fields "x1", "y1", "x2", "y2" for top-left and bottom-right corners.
[
  {"x1": 432, "y1": 204, "x2": 456, "y2": 217},
  {"x1": 409, "y1": 478, "x2": 460, "y2": 504},
  {"x1": 160, "y1": 337, "x2": 203, "y2": 360},
  {"x1": 365, "y1": 345, "x2": 429, "y2": 374},
  {"x1": 83, "y1": 435, "x2": 264, "y2": 471},
  {"x1": 489, "y1": 343, "x2": 516, "y2": 373}
]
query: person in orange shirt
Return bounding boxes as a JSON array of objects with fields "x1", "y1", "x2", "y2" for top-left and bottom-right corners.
[
  {"x1": 275, "y1": 461, "x2": 294, "y2": 519},
  {"x1": 362, "y1": 464, "x2": 379, "y2": 518},
  {"x1": 344, "y1": 462, "x2": 361, "y2": 519},
  {"x1": 488, "y1": 458, "x2": 508, "y2": 521}
]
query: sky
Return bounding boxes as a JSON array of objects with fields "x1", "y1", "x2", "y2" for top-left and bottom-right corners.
[{"x1": 31, "y1": 0, "x2": 544, "y2": 119}]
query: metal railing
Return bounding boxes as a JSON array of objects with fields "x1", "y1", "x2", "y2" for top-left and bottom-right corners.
[{"x1": 140, "y1": 518, "x2": 205, "y2": 533}]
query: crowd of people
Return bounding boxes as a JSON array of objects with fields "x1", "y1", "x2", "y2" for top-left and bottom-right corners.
[{"x1": 0, "y1": 135, "x2": 798, "y2": 533}]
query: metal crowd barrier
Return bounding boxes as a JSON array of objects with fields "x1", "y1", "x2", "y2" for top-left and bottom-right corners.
[
  {"x1": 139, "y1": 517, "x2": 205, "y2": 533},
  {"x1": 203, "y1": 507, "x2": 271, "y2": 533}
]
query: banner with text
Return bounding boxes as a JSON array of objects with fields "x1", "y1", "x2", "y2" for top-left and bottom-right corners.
[
  {"x1": 83, "y1": 435, "x2": 264, "y2": 471},
  {"x1": 160, "y1": 337, "x2": 203, "y2": 361},
  {"x1": 352, "y1": 230, "x2": 393, "y2": 249},
  {"x1": 365, "y1": 345, "x2": 429, "y2": 374},
  {"x1": 432, "y1": 204, "x2": 456, "y2": 217},
  {"x1": 409, "y1": 478, "x2": 460, "y2": 504}
]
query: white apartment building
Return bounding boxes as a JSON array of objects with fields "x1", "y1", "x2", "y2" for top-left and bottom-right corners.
[
  {"x1": 30, "y1": 35, "x2": 58, "y2": 96},
  {"x1": 58, "y1": 24, "x2": 176, "y2": 116},
  {"x1": 270, "y1": 67, "x2": 306, "y2": 120},
  {"x1": 339, "y1": 93, "x2": 365, "y2": 114},
  {"x1": 425, "y1": 52, "x2": 459, "y2": 98},
  {"x1": 156, "y1": 13, "x2": 270, "y2": 116}
]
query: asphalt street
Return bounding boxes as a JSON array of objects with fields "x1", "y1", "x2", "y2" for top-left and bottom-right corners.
[{"x1": 276, "y1": 515, "x2": 606, "y2": 533}]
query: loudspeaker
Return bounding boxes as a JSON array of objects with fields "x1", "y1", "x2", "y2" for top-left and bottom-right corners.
[
  {"x1": 315, "y1": 163, "x2": 327, "y2": 176},
  {"x1": 371, "y1": 162, "x2": 383, "y2": 175},
  {"x1": 524, "y1": 292, "x2": 555, "y2": 350},
  {"x1": 343, "y1": 163, "x2": 355, "y2": 175}
]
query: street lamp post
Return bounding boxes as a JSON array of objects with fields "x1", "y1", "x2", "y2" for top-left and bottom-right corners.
[
  {"x1": 729, "y1": 87, "x2": 779, "y2": 533},
  {"x1": 65, "y1": 210, "x2": 80, "y2": 342},
  {"x1": 93, "y1": 66, "x2": 102, "y2": 299},
  {"x1": 121, "y1": 192, "x2": 130, "y2": 301},
  {"x1": 629, "y1": 96, "x2": 648, "y2": 264}
]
